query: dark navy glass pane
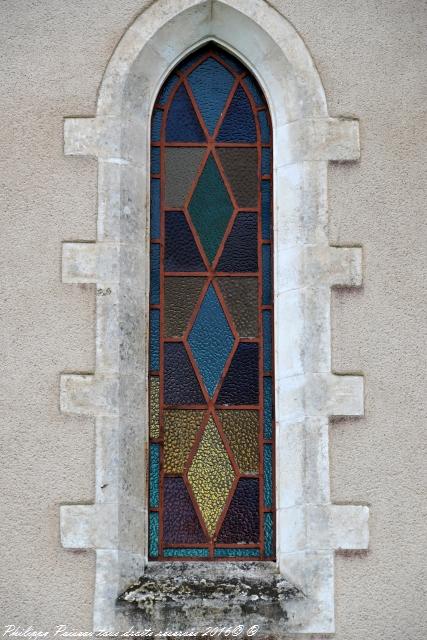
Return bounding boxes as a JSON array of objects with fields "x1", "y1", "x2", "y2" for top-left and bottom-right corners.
[
  {"x1": 242, "y1": 75, "x2": 266, "y2": 107},
  {"x1": 188, "y1": 57, "x2": 234, "y2": 134},
  {"x1": 262, "y1": 244, "x2": 272, "y2": 305},
  {"x1": 150, "y1": 243, "x2": 160, "y2": 304},
  {"x1": 264, "y1": 444, "x2": 273, "y2": 508},
  {"x1": 166, "y1": 84, "x2": 206, "y2": 142},
  {"x1": 217, "y1": 478, "x2": 259, "y2": 543},
  {"x1": 149, "y1": 444, "x2": 160, "y2": 507},
  {"x1": 163, "y1": 477, "x2": 206, "y2": 543},
  {"x1": 258, "y1": 110, "x2": 271, "y2": 143},
  {"x1": 217, "y1": 343, "x2": 259, "y2": 404},
  {"x1": 151, "y1": 109, "x2": 163, "y2": 142},
  {"x1": 263, "y1": 310, "x2": 272, "y2": 372},
  {"x1": 264, "y1": 512, "x2": 273, "y2": 557},
  {"x1": 217, "y1": 213, "x2": 258, "y2": 272},
  {"x1": 217, "y1": 49, "x2": 246, "y2": 74},
  {"x1": 157, "y1": 73, "x2": 179, "y2": 105},
  {"x1": 164, "y1": 343, "x2": 205, "y2": 405},
  {"x1": 149, "y1": 512, "x2": 159, "y2": 558},
  {"x1": 217, "y1": 86, "x2": 257, "y2": 143},
  {"x1": 149, "y1": 309, "x2": 160, "y2": 371},
  {"x1": 214, "y1": 548, "x2": 260, "y2": 557},
  {"x1": 263, "y1": 376, "x2": 273, "y2": 439},
  {"x1": 261, "y1": 147, "x2": 271, "y2": 175},
  {"x1": 165, "y1": 212, "x2": 206, "y2": 272},
  {"x1": 150, "y1": 178, "x2": 160, "y2": 240},
  {"x1": 151, "y1": 146, "x2": 161, "y2": 174},
  {"x1": 261, "y1": 179, "x2": 271, "y2": 240}
]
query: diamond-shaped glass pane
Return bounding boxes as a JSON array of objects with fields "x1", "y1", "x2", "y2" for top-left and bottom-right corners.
[
  {"x1": 188, "y1": 284, "x2": 234, "y2": 396},
  {"x1": 187, "y1": 417, "x2": 235, "y2": 536},
  {"x1": 188, "y1": 155, "x2": 234, "y2": 263}
]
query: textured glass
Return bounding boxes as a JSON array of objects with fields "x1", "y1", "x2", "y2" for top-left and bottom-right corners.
[
  {"x1": 217, "y1": 86, "x2": 256, "y2": 142},
  {"x1": 157, "y1": 73, "x2": 179, "y2": 105},
  {"x1": 165, "y1": 212, "x2": 205, "y2": 272},
  {"x1": 258, "y1": 110, "x2": 271, "y2": 143},
  {"x1": 188, "y1": 57, "x2": 234, "y2": 134},
  {"x1": 263, "y1": 377, "x2": 273, "y2": 439},
  {"x1": 218, "y1": 49, "x2": 245, "y2": 74},
  {"x1": 166, "y1": 84, "x2": 205, "y2": 142},
  {"x1": 218, "y1": 410, "x2": 259, "y2": 473},
  {"x1": 149, "y1": 310, "x2": 160, "y2": 371},
  {"x1": 261, "y1": 180, "x2": 271, "y2": 240},
  {"x1": 261, "y1": 147, "x2": 271, "y2": 175},
  {"x1": 263, "y1": 310, "x2": 272, "y2": 372},
  {"x1": 164, "y1": 548, "x2": 209, "y2": 558},
  {"x1": 164, "y1": 277, "x2": 205, "y2": 337},
  {"x1": 149, "y1": 512, "x2": 159, "y2": 558},
  {"x1": 149, "y1": 377, "x2": 160, "y2": 438},
  {"x1": 218, "y1": 277, "x2": 258, "y2": 337},
  {"x1": 164, "y1": 410, "x2": 204, "y2": 473},
  {"x1": 188, "y1": 285, "x2": 234, "y2": 396},
  {"x1": 151, "y1": 146, "x2": 161, "y2": 174},
  {"x1": 264, "y1": 512, "x2": 273, "y2": 558},
  {"x1": 217, "y1": 214, "x2": 258, "y2": 272},
  {"x1": 187, "y1": 418, "x2": 235, "y2": 536},
  {"x1": 217, "y1": 148, "x2": 258, "y2": 208},
  {"x1": 217, "y1": 343, "x2": 259, "y2": 405},
  {"x1": 149, "y1": 444, "x2": 160, "y2": 508},
  {"x1": 150, "y1": 243, "x2": 160, "y2": 304},
  {"x1": 150, "y1": 178, "x2": 160, "y2": 240},
  {"x1": 151, "y1": 109, "x2": 163, "y2": 142},
  {"x1": 163, "y1": 477, "x2": 206, "y2": 543},
  {"x1": 262, "y1": 245, "x2": 272, "y2": 305},
  {"x1": 189, "y1": 155, "x2": 234, "y2": 263},
  {"x1": 165, "y1": 147, "x2": 205, "y2": 208},
  {"x1": 217, "y1": 478, "x2": 259, "y2": 543},
  {"x1": 242, "y1": 75, "x2": 265, "y2": 106},
  {"x1": 264, "y1": 444, "x2": 273, "y2": 508},
  {"x1": 214, "y1": 548, "x2": 260, "y2": 558},
  {"x1": 164, "y1": 343, "x2": 204, "y2": 405}
]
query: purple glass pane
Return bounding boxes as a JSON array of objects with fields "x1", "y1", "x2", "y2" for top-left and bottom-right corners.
[
  {"x1": 217, "y1": 478, "x2": 259, "y2": 543},
  {"x1": 163, "y1": 477, "x2": 206, "y2": 543}
]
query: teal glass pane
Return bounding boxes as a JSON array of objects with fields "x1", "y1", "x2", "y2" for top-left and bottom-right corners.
[
  {"x1": 264, "y1": 512, "x2": 273, "y2": 557},
  {"x1": 262, "y1": 245, "x2": 272, "y2": 305},
  {"x1": 262, "y1": 180, "x2": 271, "y2": 240},
  {"x1": 264, "y1": 444, "x2": 273, "y2": 508},
  {"x1": 242, "y1": 75, "x2": 265, "y2": 107},
  {"x1": 163, "y1": 548, "x2": 209, "y2": 558},
  {"x1": 258, "y1": 111, "x2": 271, "y2": 143},
  {"x1": 263, "y1": 310, "x2": 272, "y2": 372},
  {"x1": 149, "y1": 309, "x2": 160, "y2": 370},
  {"x1": 149, "y1": 512, "x2": 159, "y2": 558},
  {"x1": 149, "y1": 443, "x2": 160, "y2": 507},
  {"x1": 189, "y1": 155, "x2": 234, "y2": 263},
  {"x1": 151, "y1": 109, "x2": 163, "y2": 142},
  {"x1": 214, "y1": 548, "x2": 260, "y2": 558},
  {"x1": 261, "y1": 147, "x2": 271, "y2": 175},
  {"x1": 263, "y1": 377, "x2": 273, "y2": 439},
  {"x1": 188, "y1": 57, "x2": 234, "y2": 134},
  {"x1": 188, "y1": 284, "x2": 234, "y2": 396},
  {"x1": 151, "y1": 146, "x2": 160, "y2": 174},
  {"x1": 150, "y1": 243, "x2": 160, "y2": 304},
  {"x1": 150, "y1": 178, "x2": 160, "y2": 240}
]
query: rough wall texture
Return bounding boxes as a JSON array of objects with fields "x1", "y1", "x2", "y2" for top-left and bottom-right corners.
[{"x1": 0, "y1": 1, "x2": 425, "y2": 638}]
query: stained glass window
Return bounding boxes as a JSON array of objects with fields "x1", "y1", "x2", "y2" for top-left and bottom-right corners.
[{"x1": 148, "y1": 45, "x2": 275, "y2": 561}]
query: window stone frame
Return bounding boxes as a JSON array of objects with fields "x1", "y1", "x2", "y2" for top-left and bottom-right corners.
[{"x1": 59, "y1": 0, "x2": 369, "y2": 634}]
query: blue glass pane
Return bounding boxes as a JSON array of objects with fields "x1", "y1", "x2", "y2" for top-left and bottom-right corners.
[
  {"x1": 149, "y1": 309, "x2": 160, "y2": 371},
  {"x1": 158, "y1": 73, "x2": 179, "y2": 105},
  {"x1": 166, "y1": 84, "x2": 205, "y2": 142},
  {"x1": 217, "y1": 86, "x2": 257, "y2": 143},
  {"x1": 150, "y1": 178, "x2": 160, "y2": 240},
  {"x1": 151, "y1": 146, "x2": 160, "y2": 174},
  {"x1": 163, "y1": 548, "x2": 209, "y2": 558},
  {"x1": 217, "y1": 343, "x2": 259, "y2": 405},
  {"x1": 149, "y1": 512, "x2": 159, "y2": 558},
  {"x1": 258, "y1": 111, "x2": 271, "y2": 143},
  {"x1": 188, "y1": 285, "x2": 234, "y2": 396},
  {"x1": 263, "y1": 311, "x2": 272, "y2": 372},
  {"x1": 149, "y1": 444, "x2": 160, "y2": 507},
  {"x1": 151, "y1": 109, "x2": 163, "y2": 142},
  {"x1": 218, "y1": 50, "x2": 245, "y2": 74},
  {"x1": 262, "y1": 180, "x2": 271, "y2": 240},
  {"x1": 165, "y1": 212, "x2": 206, "y2": 272},
  {"x1": 264, "y1": 444, "x2": 273, "y2": 508},
  {"x1": 188, "y1": 57, "x2": 235, "y2": 134},
  {"x1": 217, "y1": 213, "x2": 258, "y2": 272},
  {"x1": 164, "y1": 343, "x2": 205, "y2": 405},
  {"x1": 262, "y1": 245, "x2": 272, "y2": 305},
  {"x1": 261, "y1": 148, "x2": 271, "y2": 175},
  {"x1": 214, "y1": 548, "x2": 260, "y2": 558},
  {"x1": 264, "y1": 512, "x2": 273, "y2": 557},
  {"x1": 242, "y1": 75, "x2": 265, "y2": 107},
  {"x1": 263, "y1": 377, "x2": 273, "y2": 439},
  {"x1": 150, "y1": 243, "x2": 160, "y2": 304}
]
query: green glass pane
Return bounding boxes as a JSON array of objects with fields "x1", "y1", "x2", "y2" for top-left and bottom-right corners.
[
  {"x1": 164, "y1": 548, "x2": 209, "y2": 558},
  {"x1": 164, "y1": 277, "x2": 205, "y2": 337},
  {"x1": 164, "y1": 410, "x2": 205, "y2": 473},
  {"x1": 218, "y1": 410, "x2": 259, "y2": 473},
  {"x1": 217, "y1": 147, "x2": 258, "y2": 208},
  {"x1": 165, "y1": 147, "x2": 206, "y2": 208},
  {"x1": 218, "y1": 277, "x2": 258, "y2": 337},
  {"x1": 188, "y1": 155, "x2": 234, "y2": 263}
]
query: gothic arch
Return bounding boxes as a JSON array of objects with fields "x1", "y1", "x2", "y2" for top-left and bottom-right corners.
[{"x1": 60, "y1": 0, "x2": 368, "y2": 633}]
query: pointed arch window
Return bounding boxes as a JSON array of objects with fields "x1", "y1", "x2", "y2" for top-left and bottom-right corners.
[{"x1": 148, "y1": 45, "x2": 275, "y2": 561}]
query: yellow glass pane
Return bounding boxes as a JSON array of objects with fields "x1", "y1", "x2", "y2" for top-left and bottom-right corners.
[
  {"x1": 164, "y1": 410, "x2": 204, "y2": 473},
  {"x1": 149, "y1": 377, "x2": 160, "y2": 438},
  {"x1": 218, "y1": 410, "x2": 259, "y2": 473}
]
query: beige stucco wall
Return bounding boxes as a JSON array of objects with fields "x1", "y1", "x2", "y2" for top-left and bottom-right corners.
[{"x1": 0, "y1": 1, "x2": 425, "y2": 637}]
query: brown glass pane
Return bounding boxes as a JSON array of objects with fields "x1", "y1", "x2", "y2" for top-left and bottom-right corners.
[
  {"x1": 165, "y1": 147, "x2": 205, "y2": 208},
  {"x1": 164, "y1": 410, "x2": 204, "y2": 473},
  {"x1": 218, "y1": 410, "x2": 259, "y2": 473},
  {"x1": 164, "y1": 277, "x2": 205, "y2": 337},
  {"x1": 218, "y1": 277, "x2": 258, "y2": 337},
  {"x1": 217, "y1": 147, "x2": 258, "y2": 208}
]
